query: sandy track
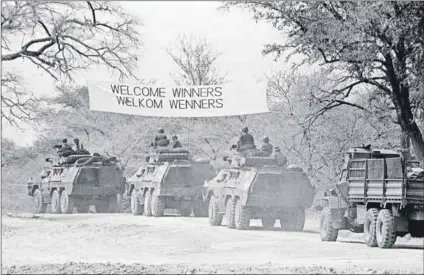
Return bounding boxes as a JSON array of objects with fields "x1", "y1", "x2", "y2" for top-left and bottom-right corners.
[{"x1": 2, "y1": 212, "x2": 423, "y2": 274}]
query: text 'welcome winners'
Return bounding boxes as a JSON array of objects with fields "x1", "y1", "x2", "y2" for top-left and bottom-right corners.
[{"x1": 111, "y1": 85, "x2": 224, "y2": 110}]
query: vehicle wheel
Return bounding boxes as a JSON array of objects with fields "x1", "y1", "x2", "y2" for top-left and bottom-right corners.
[
  {"x1": 60, "y1": 190, "x2": 76, "y2": 214},
  {"x1": 280, "y1": 207, "x2": 305, "y2": 231},
  {"x1": 376, "y1": 209, "x2": 397, "y2": 248},
  {"x1": 152, "y1": 195, "x2": 166, "y2": 217},
  {"x1": 131, "y1": 189, "x2": 143, "y2": 215},
  {"x1": 208, "y1": 195, "x2": 223, "y2": 226},
  {"x1": 50, "y1": 190, "x2": 61, "y2": 214},
  {"x1": 33, "y1": 189, "x2": 47, "y2": 214},
  {"x1": 364, "y1": 208, "x2": 379, "y2": 247},
  {"x1": 320, "y1": 207, "x2": 339, "y2": 241},
  {"x1": 225, "y1": 198, "x2": 236, "y2": 229},
  {"x1": 144, "y1": 192, "x2": 152, "y2": 216},
  {"x1": 261, "y1": 215, "x2": 276, "y2": 230},
  {"x1": 409, "y1": 221, "x2": 424, "y2": 238},
  {"x1": 193, "y1": 198, "x2": 208, "y2": 217},
  {"x1": 234, "y1": 198, "x2": 251, "y2": 230},
  {"x1": 179, "y1": 207, "x2": 192, "y2": 217}
]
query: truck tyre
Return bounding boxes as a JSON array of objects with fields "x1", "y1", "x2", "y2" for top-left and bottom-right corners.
[
  {"x1": 33, "y1": 189, "x2": 47, "y2": 214},
  {"x1": 234, "y1": 198, "x2": 251, "y2": 230},
  {"x1": 60, "y1": 190, "x2": 76, "y2": 214},
  {"x1": 261, "y1": 215, "x2": 276, "y2": 230},
  {"x1": 131, "y1": 189, "x2": 143, "y2": 215},
  {"x1": 152, "y1": 195, "x2": 165, "y2": 217},
  {"x1": 364, "y1": 208, "x2": 379, "y2": 247},
  {"x1": 208, "y1": 195, "x2": 223, "y2": 226},
  {"x1": 193, "y1": 198, "x2": 208, "y2": 217},
  {"x1": 225, "y1": 198, "x2": 236, "y2": 229},
  {"x1": 320, "y1": 207, "x2": 339, "y2": 241},
  {"x1": 144, "y1": 192, "x2": 152, "y2": 216},
  {"x1": 376, "y1": 209, "x2": 396, "y2": 248},
  {"x1": 50, "y1": 190, "x2": 61, "y2": 214},
  {"x1": 280, "y1": 207, "x2": 305, "y2": 231}
]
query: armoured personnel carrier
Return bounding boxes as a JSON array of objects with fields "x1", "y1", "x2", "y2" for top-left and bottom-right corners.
[
  {"x1": 319, "y1": 146, "x2": 424, "y2": 248},
  {"x1": 28, "y1": 152, "x2": 125, "y2": 214},
  {"x1": 203, "y1": 147, "x2": 315, "y2": 231},
  {"x1": 126, "y1": 148, "x2": 215, "y2": 217}
]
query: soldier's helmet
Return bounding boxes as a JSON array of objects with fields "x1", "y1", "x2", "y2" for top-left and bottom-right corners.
[
  {"x1": 263, "y1": 136, "x2": 269, "y2": 143},
  {"x1": 242, "y1": 127, "x2": 248, "y2": 133},
  {"x1": 172, "y1": 134, "x2": 178, "y2": 140},
  {"x1": 62, "y1": 138, "x2": 68, "y2": 144},
  {"x1": 158, "y1": 128, "x2": 164, "y2": 133}
]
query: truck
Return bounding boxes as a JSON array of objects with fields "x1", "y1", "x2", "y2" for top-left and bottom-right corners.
[
  {"x1": 126, "y1": 148, "x2": 215, "y2": 217},
  {"x1": 319, "y1": 146, "x2": 424, "y2": 248},
  {"x1": 203, "y1": 148, "x2": 315, "y2": 231},
  {"x1": 28, "y1": 154, "x2": 125, "y2": 214}
]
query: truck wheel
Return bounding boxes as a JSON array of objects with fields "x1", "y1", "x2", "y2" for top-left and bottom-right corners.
[
  {"x1": 261, "y1": 215, "x2": 276, "y2": 230},
  {"x1": 33, "y1": 189, "x2": 47, "y2": 214},
  {"x1": 193, "y1": 198, "x2": 208, "y2": 217},
  {"x1": 234, "y1": 198, "x2": 251, "y2": 230},
  {"x1": 144, "y1": 192, "x2": 152, "y2": 216},
  {"x1": 376, "y1": 209, "x2": 396, "y2": 248},
  {"x1": 280, "y1": 208, "x2": 305, "y2": 231},
  {"x1": 364, "y1": 208, "x2": 379, "y2": 247},
  {"x1": 50, "y1": 190, "x2": 61, "y2": 214},
  {"x1": 60, "y1": 190, "x2": 76, "y2": 214},
  {"x1": 131, "y1": 189, "x2": 143, "y2": 215},
  {"x1": 152, "y1": 195, "x2": 165, "y2": 217},
  {"x1": 225, "y1": 198, "x2": 236, "y2": 229},
  {"x1": 320, "y1": 207, "x2": 339, "y2": 241},
  {"x1": 208, "y1": 195, "x2": 223, "y2": 226}
]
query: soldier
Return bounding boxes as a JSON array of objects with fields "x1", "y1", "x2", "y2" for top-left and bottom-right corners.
[
  {"x1": 273, "y1": 146, "x2": 288, "y2": 167},
  {"x1": 154, "y1": 128, "x2": 170, "y2": 148},
  {"x1": 57, "y1": 138, "x2": 74, "y2": 157},
  {"x1": 237, "y1": 127, "x2": 255, "y2": 152},
  {"x1": 260, "y1": 136, "x2": 273, "y2": 156},
  {"x1": 171, "y1": 135, "x2": 183, "y2": 149}
]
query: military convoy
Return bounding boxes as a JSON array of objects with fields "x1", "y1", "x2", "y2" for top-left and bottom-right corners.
[
  {"x1": 126, "y1": 148, "x2": 215, "y2": 217},
  {"x1": 28, "y1": 141, "x2": 125, "y2": 214},
  {"x1": 202, "y1": 146, "x2": 315, "y2": 231},
  {"x1": 319, "y1": 146, "x2": 424, "y2": 248}
]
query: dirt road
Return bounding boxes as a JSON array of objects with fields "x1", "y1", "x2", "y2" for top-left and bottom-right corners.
[{"x1": 2, "y1": 211, "x2": 423, "y2": 274}]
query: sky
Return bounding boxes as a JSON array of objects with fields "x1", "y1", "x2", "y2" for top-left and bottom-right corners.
[{"x1": 2, "y1": 1, "x2": 298, "y2": 147}]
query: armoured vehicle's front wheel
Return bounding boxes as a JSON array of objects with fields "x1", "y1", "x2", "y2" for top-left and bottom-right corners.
[
  {"x1": 144, "y1": 192, "x2": 152, "y2": 216},
  {"x1": 320, "y1": 207, "x2": 339, "y2": 241},
  {"x1": 234, "y1": 198, "x2": 251, "y2": 230},
  {"x1": 376, "y1": 209, "x2": 396, "y2": 248},
  {"x1": 50, "y1": 190, "x2": 61, "y2": 214},
  {"x1": 208, "y1": 196, "x2": 223, "y2": 226},
  {"x1": 60, "y1": 190, "x2": 76, "y2": 214},
  {"x1": 152, "y1": 195, "x2": 165, "y2": 217},
  {"x1": 225, "y1": 198, "x2": 236, "y2": 229},
  {"x1": 261, "y1": 215, "x2": 275, "y2": 230},
  {"x1": 33, "y1": 189, "x2": 47, "y2": 214},
  {"x1": 280, "y1": 208, "x2": 305, "y2": 231},
  {"x1": 131, "y1": 189, "x2": 143, "y2": 215},
  {"x1": 364, "y1": 208, "x2": 379, "y2": 247}
]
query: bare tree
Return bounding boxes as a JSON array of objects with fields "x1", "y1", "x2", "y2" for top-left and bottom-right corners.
[{"x1": 1, "y1": 1, "x2": 142, "y2": 126}]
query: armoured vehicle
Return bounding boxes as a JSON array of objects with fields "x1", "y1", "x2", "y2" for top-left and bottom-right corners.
[
  {"x1": 28, "y1": 153, "x2": 125, "y2": 214},
  {"x1": 127, "y1": 148, "x2": 215, "y2": 217},
  {"x1": 203, "y1": 147, "x2": 315, "y2": 231},
  {"x1": 319, "y1": 146, "x2": 424, "y2": 248}
]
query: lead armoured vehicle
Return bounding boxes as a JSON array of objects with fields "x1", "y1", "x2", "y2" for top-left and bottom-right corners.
[
  {"x1": 28, "y1": 153, "x2": 125, "y2": 214},
  {"x1": 127, "y1": 148, "x2": 215, "y2": 217},
  {"x1": 203, "y1": 147, "x2": 315, "y2": 231},
  {"x1": 319, "y1": 146, "x2": 424, "y2": 248}
]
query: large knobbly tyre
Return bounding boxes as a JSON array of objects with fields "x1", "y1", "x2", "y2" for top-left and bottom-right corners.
[
  {"x1": 50, "y1": 190, "x2": 61, "y2": 214},
  {"x1": 320, "y1": 207, "x2": 339, "y2": 242},
  {"x1": 225, "y1": 198, "x2": 236, "y2": 229},
  {"x1": 152, "y1": 195, "x2": 165, "y2": 217},
  {"x1": 376, "y1": 209, "x2": 396, "y2": 248},
  {"x1": 144, "y1": 192, "x2": 152, "y2": 216},
  {"x1": 234, "y1": 198, "x2": 251, "y2": 230},
  {"x1": 280, "y1": 208, "x2": 305, "y2": 231},
  {"x1": 261, "y1": 215, "x2": 276, "y2": 230},
  {"x1": 193, "y1": 198, "x2": 208, "y2": 217},
  {"x1": 60, "y1": 190, "x2": 76, "y2": 214},
  {"x1": 364, "y1": 208, "x2": 379, "y2": 247},
  {"x1": 33, "y1": 189, "x2": 47, "y2": 214},
  {"x1": 208, "y1": 195, "x2": 223, "y2": 226},
  {"x1": 131, "y1": 189, "x2": 143, "y2": 215}
]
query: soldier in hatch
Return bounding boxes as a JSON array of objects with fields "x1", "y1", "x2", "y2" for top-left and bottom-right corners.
[
  {"x1": 237, "y1": 127, "x2": 255, "y2": 153},
  {"x1": 273, "y1": 146, "x2": 288, "y2": 167},
  {"x1": 153, "y1": 128, "x2": 170, "y2": 148},
  {"x1": 260, "y1": 136, "x2": 273, "y2": 156},
  {"x1": 171, "y1": 135, "x2": 183, "y2": 149},
  {"x1": 57, "y1": 138, "x2": 75, "y2": 157}
]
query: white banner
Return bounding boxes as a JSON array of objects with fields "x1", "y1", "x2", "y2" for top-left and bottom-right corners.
[{"x1": 87, "y1": 81, "x2": 269, "y2": 117}]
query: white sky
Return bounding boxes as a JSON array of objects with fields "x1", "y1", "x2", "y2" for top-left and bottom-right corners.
[{"x1": 2, "y1": 1, "x2": 300, "y2": 146}]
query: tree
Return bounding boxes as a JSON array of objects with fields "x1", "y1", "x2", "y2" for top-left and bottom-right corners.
[
  {"x1": 224, "y1": 1, "x2": 424, "y2": 163},
  {"x1": 1, "y1": 1, "x2": 142, "y2": 126}
]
